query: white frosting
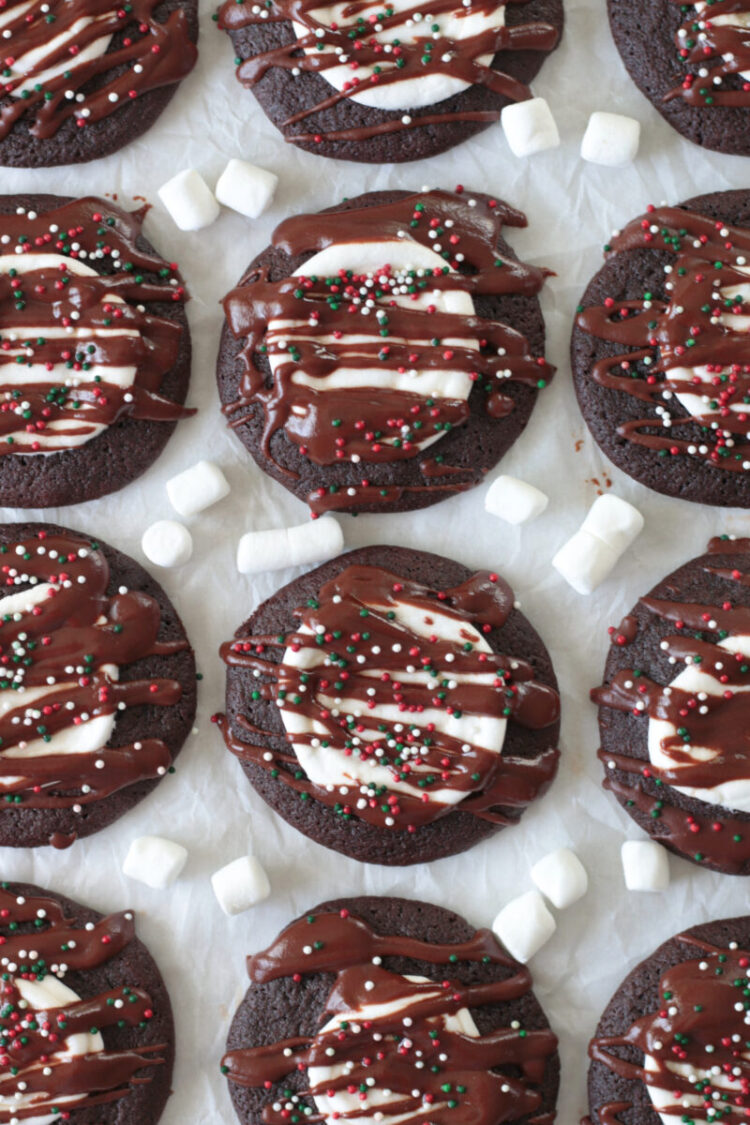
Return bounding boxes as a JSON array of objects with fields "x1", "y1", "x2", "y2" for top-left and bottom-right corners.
[
  {"x1": 645, "y1": 1048, "x2": 750, "y2": 1125},
  {"x1": 691, "y1": 2, "x2": 750, "y2": 82},
  {"x1": 280, "y1": 587, "x2": 506, "y2": 811},
  {"x1": 267, "y1": 238, "x2": 477, "y2": 458},
  {"x1": 308, "y1": 974, "x2": 479, "y2": 1125},
  {"x1": 0, "y1": 581, "x2": 118, "y2": 793},
  {"x1": 0, "y1": 253, "x2": 139, "y2": 453},
  {"x1": 647, "y1": 633, "x2": 750, "y2": 813},
  {"x1": 0, "y1": 0, "x2": 114, "y2": 98},
  {"x1": 0, "y1": 972, "x2": 104, "y2": 1125},
  {"x1": 293, "y1": 0, "x2": 504, "y2": 110}
]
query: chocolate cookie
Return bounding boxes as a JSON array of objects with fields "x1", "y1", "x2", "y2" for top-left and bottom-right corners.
[
  {"x1": 0, "y1": 194, "x2": 192, "y2": 509},
  {"x1": 608, "y1": 0, "x2": 750, "y2": 156},
  {"x1": 592, "y1": 533, "x2": 750, "y2": 876},
  {"x1": 571, "y1": 189, "x2": 750, "y2": 509},
  {"x1": 0, "y1": 880, "x2": 174, "y2": 1125},
  {"x1": 586, "y1": 914, "x2": 750, "y2": 1125},
  {"x1": 217, "y1": 188, "x2": 554, "y2": 517},
  {"x1": 216, "y1": 544, "x2": 561, "y2": 866},
  {"x1": 223, "y1": 895, "x2": 560, "y2": 1125},
  {"x1": 0, "y1": 520, "x2": 197, "y2": 850},
  {"x1": 216, "y1": 0, "x2": 562, "y2": 163},
  {"x1": 0, "y1": 0, "x2": 197, "y2": 168}
]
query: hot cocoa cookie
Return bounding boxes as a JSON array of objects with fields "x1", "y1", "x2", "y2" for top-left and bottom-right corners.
[
  {"x1": 217, "y1": 188, "x2": 554, "y2": 517},
  {"x1": 593, "y1": 533, "x2": 750, "y2": 875},
  {"x1": 223, "y1": 896, "x2": 560, "y2": 1125},
  {"x1": 571, "y1": 189, "x2": 750, "y2": 508},
  {"x1": 215, "y1": 544, "x2": 560, "y2": 866},
  {"x1": 0, "y1": 521, "x2": 196, "y2": 849}
]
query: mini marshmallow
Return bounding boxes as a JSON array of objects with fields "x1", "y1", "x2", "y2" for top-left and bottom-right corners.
[
  {"x1": 216, "y1": 159, "x2": 279, "y2": 219},
  {"x1": 211, "y1": 855, "x2": 270, "y2": 915},
  {"x1": 123, "y1": 836, "x2": 188, "y2": 889},
  {"x1": 142, "y1": 520, "x2": 193, "y2": 568},
  {"x1": 237, "y1": 516, "x2": 344, "y2": 575},
  {"x1": 581, "y1": 494, "x2": 644, "y2": 555},
  {"x1": 485, "y1": 475, "x2": 549, "y2": 525},
  {"x1": 552, "y1": 528, "x2": 619, "y2": 595},
  {"x1": 581, "y1": 111, "x2": 641, "y2": 167},
  {"x1": 553, "y1": 494, "x2": 644, "y2": 595},
  {"x1": 531, "y1": 847, "x2": 588, "y2": 909},
  {"x1": 491, "y1": 890, "x2": 556, "y2": 963},
  {"x1": 166, "y1": 460, "x2": 230, "y2": 518},
  {"x1": 501, "y1": 97, "x2": 560, "y2": 158},
  {"x1": 621, "y1": 840, "x2": 670, "y2": 892},
  {"x1": 158, "y1": 169, "x2": 220, "y2": 232}
]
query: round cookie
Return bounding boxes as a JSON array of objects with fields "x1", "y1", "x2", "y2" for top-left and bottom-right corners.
[
  {"x1": 592, "y1": 533, "x2": 750, "y2": 876},
  {"x1": 571, "y1": 189, "x2": 750, "y2": 508},
  {"x1": 0, "y1": 520, "x2": 197, "y2": 849},
  {"x1": 223, "y1": 895, "x2": 560, "y2": 1125},
  {"x1": 0, "y1": 880, "x2": 174, "y2": 1125},
  {"x1": 0, "y1": 194, "x2": 192, "y2": 509},
  {"x1": 0, "y1": 0, "x2": 198, "y2": 168},
  {"x1": 608, "y1": 0, "x2": 750, "y2": 157},
  {"x1": 217, "y1": 188, "x2": 554, "y2": 517},
  {"x1": 587, "y1": 914, "x2": 750, "y2": 1125},
  {"x1": 216, "y1": 0, "x2": 563, "y2": 163},
  {"x1": 217, "y1": 543, "x2": 561, "y2": 866}
]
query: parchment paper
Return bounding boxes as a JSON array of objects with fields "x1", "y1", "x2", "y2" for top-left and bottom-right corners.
[{"x1": 1, "y1": 0, "x2": 749, "y2": 1119}]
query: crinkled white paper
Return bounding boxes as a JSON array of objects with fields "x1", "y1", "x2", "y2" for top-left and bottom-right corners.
[{"x1": 1, "y1": 0, "x2": 749, "y2": 1120}]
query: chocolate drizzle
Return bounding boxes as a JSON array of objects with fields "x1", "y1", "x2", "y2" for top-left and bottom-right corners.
[
  {"x1": 223, "y1": 908, "x2": 557, "y2": 1125},
  {"x1": 218, "y1": 561, "x2": 559, "y2": 832},
  {"x1": 221, "y1": 190, "x2": 553, "y2": 515},
  {"x1": 0, "y1": 0, "x2": 196, "y2": 142},
  {"x1": 576, "y1": 203, "x2": 750, "y2": 477},
  {"x1": 0, "y1": 527, "x2": 188, "y2": 816},
  {"x1": 217, "y1": 0, "x2": 558, "y2": 146},
  {"x1": 587, "y1": 930, "x2": 750, "y2": 1125},
  {"x1": 667, "y1": 0, "x2": 750, "y2": 108},
  {"x1": 0, "y1": 883, "x2": 165, "y2": 1123},
  {"x1": 0, "y1": 197, "x2": 192, "y2": 454},
  {"x1": 593, "y1": 535, "x2": 750, "y2": 874}
]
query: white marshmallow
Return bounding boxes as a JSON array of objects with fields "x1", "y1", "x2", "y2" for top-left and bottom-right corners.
[
  {"x1": 553, "y1": 494, "x2": 644, "y2": 594},
  {"x1": 216, "y1": 159, "x2": 279, "y2": 219},
  {"x1": 166, "y1": 460, "x2": 230, "y2": 518},
  {"x1": 581, "y1": 111, "x2": 641, "y2": 167},
  {"x1": 501, "y1": 97, "x2": 560, "y2": 158},
  {"x1": 531, "y1": 847, "x2": 588, "y2": 909},
  {"x1": 211, "y1": 855, "x2": 271, "y2": 915},
  {"x1": 485, "y1": 475, "x2": 549, "y2": 525},
  {"x1": 123, "y1": 836, "x2": 188, "y2": 889},
  {"x1": 621, "y1": 840, "x2": 670, "y2": 892},
  {"x1": 237, "y1": 516, "x2": 344, "y2": 575},
  {"x1": 552, "y1": 528, "x2": 619, "y2": 595},
  {"x1": 142, "y1": 520, "x2": 193, "y2": 568},
  {"x1": 158, "y1": 169, "x2": 220, "y2": 232},
  {"x1": 581, "y1": 494, "x2": 644, "y2": 555},
  {"x1": 491, "y1": 890, "x2": 556, "y2": 963}
]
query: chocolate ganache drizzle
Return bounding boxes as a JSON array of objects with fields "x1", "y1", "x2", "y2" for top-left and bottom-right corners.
[
  {"x1": 0, "y1": 883, "x2": 166, "y2": 1123},
  {"x1": 592, "y1": 535, "x2": 750, "y2": 874},
  {"x1": 217, "y1": 563, "x2": 559, "y2": 831},
  {"x1": 0, "y1": 0, "x2": 196, "y2": 143},
  {"x1": 667, "y1": 0, "x2": 750, "y2": 109},
  {"x1": 576, "y1": 204, "x2": 750, "y2": 478},
  {"x1": 0, "y1": 197, "x2": 190, "y2": 454},
  {"x1": 221, "y1": 190, "x2": 554, "y2": 515},
  {"x1": 222, "y1": 909, "x2": 558, "y2": 1125},
  {"x1": 217, "y1": 0, "x2": 559, "y2": 146},
  {"x1": 0, "y1": 528, "x2": 188, "y2": 816},
  {"x1": 587, "y1": 931, "x2": 750, "y2": 1125}
]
